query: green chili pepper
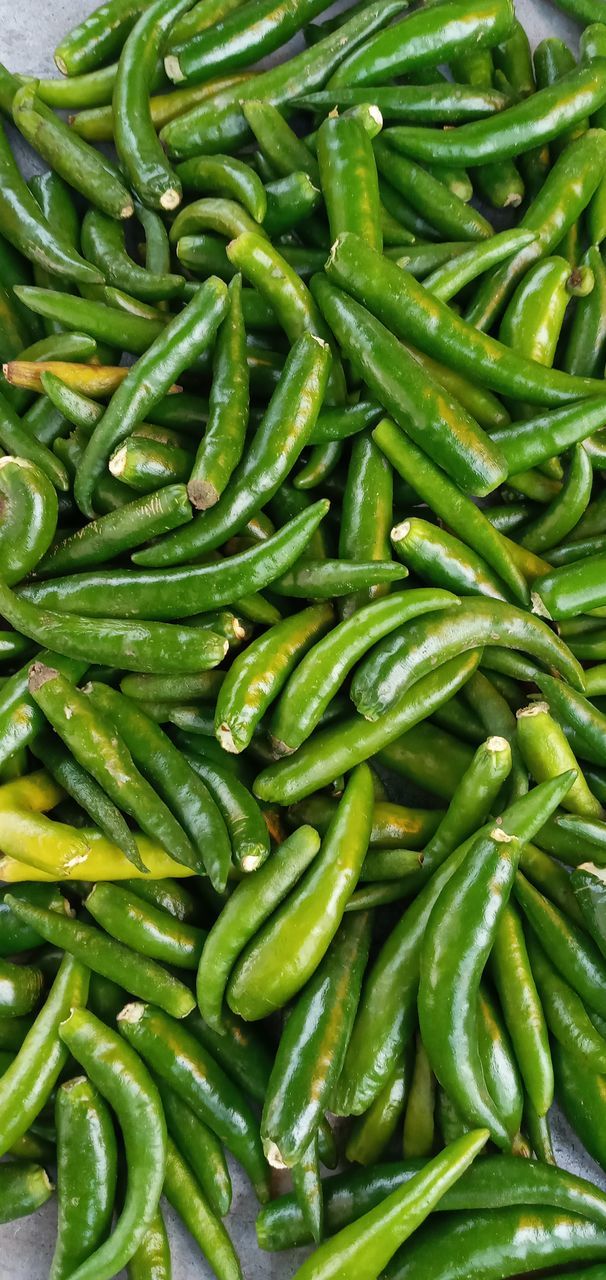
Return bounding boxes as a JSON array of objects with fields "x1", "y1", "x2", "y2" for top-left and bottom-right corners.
[
  {"x1": 28, "y1": 664, "x2": 203, "y2": 872},
  {"x1": 113, "y1": 0, "x2": 192, "y2": 211},
  {"x1": 132, "y1": 335, "x2": 331, "y2": 567},
  {"x1": 158, "y1": 1080, "x2": 231, "y2": 1218},
  {"x1": 13, "y1": 84, "x2": 134, "y2": 222},
  {"x1": 328, "y1": 0, "x2": 515, "y2": 89},
  {"x1": 160, "y1": 0, "x2": 406, "y2": 157},
  {"x1": 0, "y1": 955, "x2": 43, "y2": 1016},
  {"x1": 518, "y1": 445, "x2": 593, "y2": 554},
  {"x1": 25, "y1": 500, "x2": 328, "y2": 623},
  {"x1": 402, "y1": 1035, "x2": 435, "y2": 1159},
  {"x1": 334, "y1": 773, "x2": 573, "y2": 1118},
  {"x1": 255, "y1": 652, "x2": 481, "y2": 805},
  {"x1": 385, "y1": 1205, "x2": 606, "y2": 1280},
  {"x1": 81, "y1": 210, "x2": 184, "y2": 303},
  {"x1": 188, "y1": 1006, "x2": 273, "y2": 1107},
  {"x1": 166, "y1": 0, "x2": 332, "y2": 86},
  {"x1": 229, "y1": 765, "x2": 373, "y2": 1020},
  {"x1": 564, "y1": 247, "x2": 606, "y2": 377},
  {"x1": 418, "y1": 817, "x2": 523, "y2": 1146},
  {"x1": 216, "y1": 603, "x2": 332, "y2": 754},
  {"x1": 197, "y1": 825, "x2": 320, "y2": 1030},
  {"x1": 534, "y1": 550, "x2": 606, "y2": 619},
  {"x1": 527, "y1": 929, "x2": 606, "y2": 1072},
  {"x1": 317, "y1": 113, "x2": 382, "y2": 251},
  {"x1": 6, "y1": 895, "x2": 195, "y2": 1020},
  {"x1": 37, "y1": 484, "x2": 192, "y2": 577},
  {"x1": 0, "y1": 123, "x2": 102, "y2": 287},
  {"x1": 346, "y1": 1058, "x2": 411, "y2": 1167},
  {"x1": 337, "y1": 430, "x2": 394, "y2": 617},
  {"x1": 50, "y1": 1076, "x2": 117, "y2": 1280},
  {"x1": 516, "y1": 870, "x2": 606, "y2": 1018},
  {"x1": 258, "y1": 1151, "x2": 606, "y2": 1251},
  {"x1": 270, "y1": 589, "x2": 459, "y2": 755},
  {"x1": 0, "y1": 954, "x2": 89, "y2": 1158},
  {"x1": 87, "y1": 682, "x2": 232, "y2": 890},
  {"x1": 324, "y1": 231, "x2": 606, "y2": 405},
  {"x1": 0, "y1": 456, "x2": 57, "y2": 585},
  {"x1": 187, "y1": 275, "x2": 249, "y2": 510},
  {"x1": 517, "y1": 701, "x2": 601, "y2": 818},
  {"x1": 32, "y1": 730, "x2": 143, "y2": 863},
  {"x1": 477, "y1": 983, "x2": 524, "y2": 1147},
  {"x1": 0, "y1": 1160, "x2": 53, "y2": 1223},
  {"x1": 177, "y1": 154, "x2": 267, "y2": 222},
  {"x1": 244, "y1": 99, "x2": 319, "y2": 180},
  {"x1": 293, "y1": 1129, "x2": 489, "y2": 1280},
  {"x1": 351, "y1": 597, "x2": 583, "y2": 723},
  {"x1": 164, "y1": 1137, "x2": 242, "y2": 1279},
  {"x1": 491, "y1": 902, "x2": 553, "y2": 1117},
  {"x1": 296, "y1": 83, "x2": 511, "y2": 121},
  {"x1": 74, "y1": 276, "x2": 228, "y2": 517},
  {"x1": 127, "y1": 1207, "x2": 171, "y2": 1280},
  {"x1": 383, "y1": 61, "x2": 606, "y2": 165},
  {"x1": 312, "y1": 279, "x2": 507, "y2": 499},
  {"x1": 391, "y1": 517, "x2": 511, "y2": 603},
  {"x1": 374, "y1": 138, "x2": 493, "y2": 242},
  {"x1": 262, "y1": 911, "x2": 371, "y2": 1168},
  {"x1": 571, "y1": 862, "x2": 606, "y2": 959},
  {"x1": 86, "y1": 883, "x2": 205, "y2": 969},
  {"x1": 59, "y1": 1008, "x2": 167, "y2": 1280},
  {"x1": 118, "y1": 1001, "x2": 269, "y2": 1203}
]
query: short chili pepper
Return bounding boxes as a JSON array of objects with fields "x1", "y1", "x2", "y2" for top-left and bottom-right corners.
[{"x1": 50, "y1": 1075, "x2": 117, "y2": 1280}]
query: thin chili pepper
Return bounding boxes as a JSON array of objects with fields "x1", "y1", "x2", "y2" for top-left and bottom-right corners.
[
  {"x1": 197, "y1": 825, "x2": 320, "y2": 1030},
  {"x1": 292, "y1": 1130, "x2": 489, "y2": 1280},
  {"x1": 516, "y1": 871, "x2": 606, "y2": 1018},
  {"x1": 571, "y1": 862, "x2": 606, "y2": 959},
  {"x1": 0, "y1": 954, "x2": 89, "y2": 1158},
  {"x1": 328, "y1": 0, "x2": 515, "y2": 89},
  {"x1": 346, "y1": 1057, "x2": 411, "y2": 1167},
  {"x1": 270, "y1": 589, "x2": 458, "y2": 756},
  {"x1": 74, "y1": 276, "x2": 228, "y2": 517},
  {"x1": 117, "y1": 1001, "x2": 270, "y2": 1203},
  {"x1": 391, "y1": 518, "x2": 511, "y2": 603},
  {"x1": 59, "y1": 1008, "x2": 167, "y2": 1280},
  {"x1": 127, "y1": 1207, "x2": 171, "y2": 1280},
  {"x1": 385, "y1": 1205, "x2": 606, "y2": 1280},
  {"x1": 7, "y1": 895, "x2": 195, "y2": 1019},
  {"x1": 262, "y1": 912, "x2": 371, "y2": 1169},
  {"x1": 491, "y1": 902, "x2": 553, "y2": 1116},
  {"x1": 164, "y1": 1137, "x2": 242, "y2": 1280},
  {"x1": 165, "y1": 0, "x2": 333, "y2": 87},
  {"x1": 334, "y1": 774, "x2": 573, "y2": 1119},
  {"x1": 324, "y1": 230, "x2": 606, "y2": 405},
  {"x1": 255, "y1": 652, "x2": 481, "y2": 805},
  {"x1": 317, "y1": 291, "x2": 508, "y2": 501},
  {"x1": 296, "y1": 83, "x2": 512, "y2": 121},
  {"x1": 518, "y1": 445, "x2": 593, "y2": 554},
  {"x1": 187, "y1": 275, "x2": 248, "y2": 510},
  {"x1": 527, "y1": 928, "x2": 606, "y2": 1072},
  {"x1": 159, "y1": 0, "x2": 407, "y2": 158},
  {"x1": 352, "y1": 597, "x2": 583, "y2": 723}
]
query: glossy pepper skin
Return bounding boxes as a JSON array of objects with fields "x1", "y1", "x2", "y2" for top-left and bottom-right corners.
[
  {"x1": 159, "y1": 1, "x2": 407, "y2": 158},
  {"x1": 229, "y1": 764, "x2": 374, "y2": 1020},
  {"x1": 291, "y1": 1130, "x2": 490, "y2": 1280},
  {"x1": 328, "y1": 0, "x2": 515, "y2": 89},
  {"x1": 261, "y1": 912, "x2": 371, "y2": 1169},
  {"x1": 59, "y1": 1009, "x2": 167, "y2": 1280},
  {"x1": 384, "y1": 1205, "x2": 606, "y2": 1280},
  {"x1": 324, "y1": 232, "x2": 606, "y2": 406},
  {"x1": 334, "y1": 773, "x2": 573, "y2": 1119},
  {"x1": 50, "y1": 1076, "x2": 117, "y2": 1280},
  {"x1": 117, "y1": 1001, "x2": 270, "y2": 1204}
]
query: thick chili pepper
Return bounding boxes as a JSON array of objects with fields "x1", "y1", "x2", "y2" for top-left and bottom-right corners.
[{"x1": 50, "y1": 1076, "x2": 117, "y2": 1280}]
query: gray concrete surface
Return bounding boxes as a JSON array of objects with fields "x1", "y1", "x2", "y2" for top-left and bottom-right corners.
[{"x1": 0, "y1": 0, "x2": 602, "y2": 1275}]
